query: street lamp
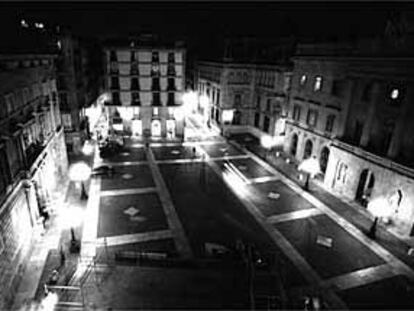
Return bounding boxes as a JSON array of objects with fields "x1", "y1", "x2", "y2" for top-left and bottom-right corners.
[
  {"x1": 298, "y1": 156, "x2": 320, "y2": 190},
  {"x1": 366, "y1": 197, "x2": 391, "y2": 239},
  {"x1": 69, "y1": 161, "x2": 91, "y2": 200},
  {"x1": 199, "y1": 95, "x2": 210, "y2": 128},
  {"x1": 221, "y1": 109, "x2": 234, "y2": 137},
  {"x1": 260, "y1": 135, "x2": 273, "y2": 159}
]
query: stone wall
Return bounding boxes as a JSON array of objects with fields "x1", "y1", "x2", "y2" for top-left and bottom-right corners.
[{"x1": 325, "y1": 144, "x2": 414, "y2": 236}]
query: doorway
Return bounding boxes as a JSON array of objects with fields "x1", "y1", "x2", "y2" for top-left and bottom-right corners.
[
  {"x1": 151, "y1": 120, "x2": 161, "y2": 137},
  {"x1": 355, "y1": 169, "x2": 375, "y2": 207},
  {"x1": 320, "y1": 146, "x2": 330, "y2": 174}
]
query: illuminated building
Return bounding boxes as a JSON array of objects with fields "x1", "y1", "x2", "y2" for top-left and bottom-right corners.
[
  {"x1": 285, "y1": 14, "x2": 414, "y2": 236},
  {"x1": 0, "y1": 53, "x2": 68, "y2": 308},
  {"x1": 102, "y1": 35, "x2": 186, "y2": 140},
  {"x1": 195, "y1": 37, "x2": 294, "y2": 140}
]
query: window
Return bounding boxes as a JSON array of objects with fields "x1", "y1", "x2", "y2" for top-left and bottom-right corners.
[
  {"x1": 131, "y1": 78, "x2": 139, "y2": 91},
  {"x1": 167, "y1": 92, "x2": 175, "y2": 106},
  {"x1": 130, "y1": 51, "x2": 136, "y2": 62},
  {"x1": 388, "y1": 85, "x2": 405, "y2": 106},
  {"x1": 293, "y1": 105, "x2": 301, "y2": 121},
  {"x1": 151, "y1": 78, "x2": 160, "y2": 91},
  {"x1": 284, "y1": 75, "x2": 292, "y2": 93},
  {"x1": 132, "y1": 92, "x2": 140, "y2": 105},
  {"x1": 110, "y1": 50, "x2": 117, "y2": 62},
  {"x1": 131, "y1": 63, "x2": 139, "y2": 75},
  {"x1": 263, "y1": 116, "x2": 270, "y2": 133},
  {"x1": 256, "y1": 96, "x2": 261, "y2": 109},
  {"x1": 254, "y1": 113, "x2": 260, "y2": 128},
  {"x1": 168, "y1": 52, "x2": 175, "y2": 63},
  {"x1": 59, "y1": 93, "x2": 68, "y2": 110},
  {"x1": 314, "y1": 76, "x2": 323, "y2": 91},
  {"x1": 167, "y1": 78, "x2": 175, "y2": 91},
  {"x1": 152, "y1": 92, "x2": 161, "y2": 106},
  {"x1": 361, "y1": 82, "x2": 373, "y2": 101},
  {"x1": 306, "y1": 109, "x2": 318, "y2": 127},
  {"x1": 111, "y1": 77, "x2": 119, "y2": 90},
  {"x1": 152, "y1": 51, "x2": 159, "y2": 63},
  {"x1": 303, "y1": 139, "x2": 313, "y2": 159},
  {"x1": 266, "y1": 99, "x2": 271, "y2": 111},
  {"x1": 167, "y1": 64, "x2": 175, "y2": 76},
  {"x1": 331, "y1": 80, "x2": 346, "y2": 97},
  {"x1": 112, "y1": 92, "x2": 120, "y2": 104},
  {"x1": 353, "y1": 120, "x2": 363, "y2": 145},
  {"x1": 300, "y1": 74, "x2": 307, "y2": 86},
  {"x1": 110, "y1": 62, "x2": 118, "y2": 74},
  {"x1": 153, "y1": 107, "x2": 159, "y2": 116},
  {"x1": 325, "y1": 114, "x2": 335, "y2": 133},
  {"x1": 151, "y1": 64, "x2": 160, "y2": 76},
  {"x1": 382, "y1": 119, "x2": 395, "y2": 154},
  {"x1": 234, "y1": 94, "x2": 241, "y2": 107},
  {"x1": 4, "y1": 93, "x2": 15, "y2": 113}
]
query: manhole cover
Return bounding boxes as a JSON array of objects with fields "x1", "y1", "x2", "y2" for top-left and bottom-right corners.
[
  {"x1": 122, "y1": 173, "x2": 133, "y2": 180},
  {"x1": 130, "y1": 216, "x2": 147, "y2": 222},
  {"x1": 124, "y1": 206, "x2": 140, "y2": 217},
  {"x1": 121, "y1": 152, "x2": 130, "y2": 156},
  {"x1": 171, "y1": 150, "x2": 180, "y2": 155},
  {"x1": 238, "y1": 165, "x2": 247, "y2": 170},
  {"x1": 220, "y1": 148, "x2": 227, "y2": 152}
]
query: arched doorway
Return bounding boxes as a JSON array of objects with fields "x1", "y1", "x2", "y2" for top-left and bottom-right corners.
[
  {"x1": 151, "y1": 120, "x2": 161, "y2": 137},
  {"x1": 290, "y1": 134, "x2": 298, "y2": 156},
  {"x1": 303, "y1": 139, "x2": 313, "y2": 159},
  {"x1": 320, "y1": 147, "x2": 330, "y2": 174},
  {"x1": 355, "y1": 169, "x2": 375, "y2": 207}
]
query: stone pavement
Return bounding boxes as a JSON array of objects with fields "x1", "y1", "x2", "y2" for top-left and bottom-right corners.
[{"x1": 11, "y1": 143, "x2": 95, "y2": 310}]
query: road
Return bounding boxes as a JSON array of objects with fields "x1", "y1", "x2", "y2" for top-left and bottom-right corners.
[{"x1": 72, "y1": 119, "x2": 414, "y2": 310}]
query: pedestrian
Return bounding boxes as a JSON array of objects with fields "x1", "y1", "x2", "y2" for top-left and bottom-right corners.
[{"x1": 60, "y1": 247, "x2": 66, "y2": 267}]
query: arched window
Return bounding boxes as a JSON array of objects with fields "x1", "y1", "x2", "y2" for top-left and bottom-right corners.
[
  {"x1": 290, "y1": 134, "x2": 298, "y2": 156},
  {"x1": 320, "y1": 147, "x2": 330, "y2": 174},
  {"x1": 303, "y1": 139, "x2": 313, "y2": 159}
]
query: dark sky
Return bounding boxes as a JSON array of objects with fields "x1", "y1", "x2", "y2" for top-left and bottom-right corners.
[{"x1": 0, "y1": 2, "x2": 401, "y2": 38}]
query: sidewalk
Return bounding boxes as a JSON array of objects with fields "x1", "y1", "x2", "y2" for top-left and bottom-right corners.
[
  {"x1": 229, "y1": 133, "x2": 414, "y2": 272},
  {"x1": 12, "y1": 143, "x2": 95, "y2": 310}
]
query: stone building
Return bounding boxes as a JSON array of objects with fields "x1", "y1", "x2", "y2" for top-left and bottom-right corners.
[
  {"x1": 57, "y1": 30, "x2": 102, "y2": 152},
  {"x1": 285, "y1": 17, "x2": 414, "y2": 236},
  {"x1": 0, "y1": 53, "x2": 68, "y2": 308},
  {"x1": 195, "y1": 37, "x2": 294, "y2": 140},
  {"x1": 102, "y1": 36, "x2": 186, "y2": 140}
]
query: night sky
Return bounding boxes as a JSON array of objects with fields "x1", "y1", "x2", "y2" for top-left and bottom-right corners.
[{"x1": 0, "y1": 2, "x2": 409, "y2": 54}]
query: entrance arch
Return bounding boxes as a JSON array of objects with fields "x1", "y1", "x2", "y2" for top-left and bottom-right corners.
[
  {"x1": 303, "y1": 139, "x2": 313, "y2": 159},
  {"x1": 355, "y1": 169, "x2": 375, "y2": 207},
  {"x1": 290, "y1": 134, "x2": 298, "y2": 156},
  {"x1": 320, "y1": 146, "x2": 330, "y2": 174},
  {"x1": 151, "y1": 119, "x2": 161, "y2": 137}
]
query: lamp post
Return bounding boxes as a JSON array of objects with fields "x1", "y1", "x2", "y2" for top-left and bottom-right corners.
[
  {"x1": 260, "y1": 135, "x2": 273, "y2": 160},
  {"x1": 221, "y1": 109, "x2": 234, "y2": 138},
  {"x1": 69, "y1": 161, "x2": 91, "y2": 200},
  {"x1": 366, "y1": 197, "x2": 391, "y2": 239},
  {"x1": 298, "y1": 156, "x2": 320, "y2": 191}
]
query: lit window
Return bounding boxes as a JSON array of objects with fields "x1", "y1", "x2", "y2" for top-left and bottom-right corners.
[
  {"x1": 390, "y1": 88, "x2": 399, "y2": 99},
  {"x1": 314, "y1": 76, "x2": 322, "y2": 91},
  {"x1": 153, "y1": 107, "x2": 158, "y2": 116},
  {"x1": 57, "y1": 40, "x2": 61, "y2": 50},
  {"x1": 20, "y1": 19, "x2": 28, "y2": 28},
  {"x1": 300, "y1": 75, "x2": 307, "y2": 85}
]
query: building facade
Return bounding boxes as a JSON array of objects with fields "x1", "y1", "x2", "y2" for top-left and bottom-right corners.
[
  {"x1": 102, "y1": 38, "x2": 186, "y2": 140},
  {"x1": 57, "y1": 31, "x2": 103, "y2": 152},
  {"x1": 285, "y1": 31, "x2": 414, "y2": 236},
  {"x1": 196, "y1": 61, "x2": 292, "y2": 141},
  {"x1": 0, "y1": 53, "x2": 68, "y2": 308}
]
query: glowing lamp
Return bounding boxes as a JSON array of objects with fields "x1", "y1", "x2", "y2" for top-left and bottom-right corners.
[
  {"x1": 199, "y1": 95, "x2": 209, "y2": 109},
  {"x1": 222, "y1": 109, "x2": 234, "y2": 123},
  {"x1": 260, "y1": 135, "x2": 273, "y2": 150},
  {"x1": 298, "y1": 156, "x2": 321, "y2": 190},
  {"x1": 82, "y1": 141, "x2": 94, "y2": 156},
  {"x1": 69, "y1": 162, "x2": 91, "y2": 182},
  {"x1": 182, "y1": 91, "x2": 198, "y2": 109},
  {"x1": 174, "y1": 107, "x2": 185, "y2": 120}
]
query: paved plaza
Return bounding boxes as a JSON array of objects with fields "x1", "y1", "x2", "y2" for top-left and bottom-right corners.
[{"x1": 65, "y1": 133, "x2": 414, "y2": 309}]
